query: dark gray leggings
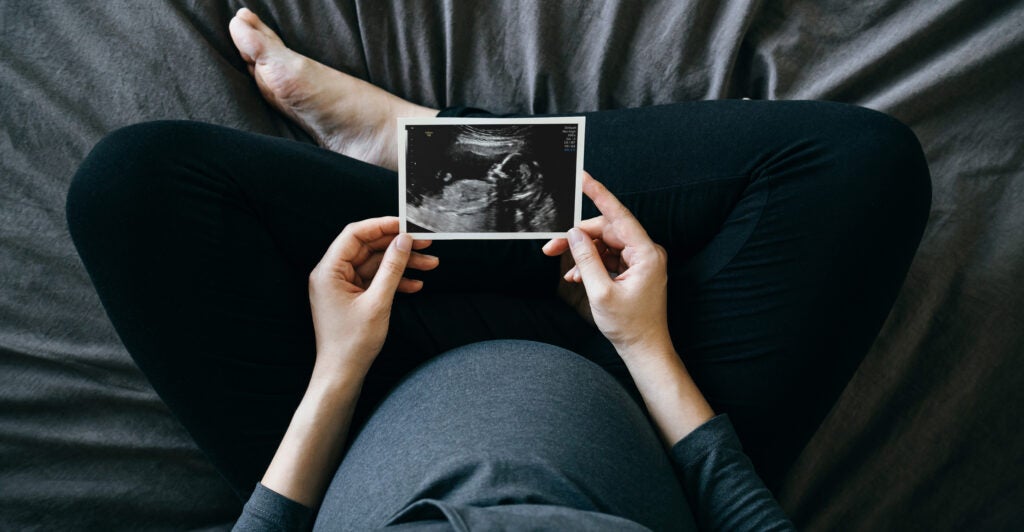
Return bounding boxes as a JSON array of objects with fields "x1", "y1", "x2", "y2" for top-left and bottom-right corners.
[{"x1": 66, "y1": 100, "x2": 931, "y2": 497}]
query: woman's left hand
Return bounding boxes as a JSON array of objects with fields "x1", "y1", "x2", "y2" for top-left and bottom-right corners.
[
  {"x1": 261, "y1": 217, "x2": 436, "y2": 508},
  {"x1": 308, "y1": 216, "x2": 438, "y2": 381}
]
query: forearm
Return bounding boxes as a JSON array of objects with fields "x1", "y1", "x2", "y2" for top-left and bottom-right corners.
[
  {"x1": 260, "y1": 359, "x2": 367, "y2": 508},
  {"x1": 619, "y1": 344, "x2": 715, "y2": 447}
]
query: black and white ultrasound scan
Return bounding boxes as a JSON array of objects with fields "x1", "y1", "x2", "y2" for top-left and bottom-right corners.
[{"x1": 398, "y1": 117, "x2": 585, "y2": 239}]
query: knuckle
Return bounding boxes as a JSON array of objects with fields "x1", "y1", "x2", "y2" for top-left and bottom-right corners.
[
  {"x1": 573, "y1": 247, "x2": 596, "y2": 263},
  {"x1": 308, "y1": 267, "x2": 322, "y2": 286},
  {"x1": 340, "y1": 222, "x2": 360, "y2": 239},
  {"x1": 380, "y1": 259, "x2": 406, "y2": 277},
  {"x1": 590, "y1": 285, "x2": 613, "y2": 304}
]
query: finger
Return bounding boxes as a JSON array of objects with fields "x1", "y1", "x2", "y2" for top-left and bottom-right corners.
[
  {"x1": 346, "y1": 216, "x2": 400, "y2": 243},
  {"x1": 591, "y1": 237, "x2": 624, "y2": 273},
  {"x1": 355, "y1": 252, "x2": 385, "y2": 281},
  {"x1": 563, "y1": 251, "x2": 619, "y2": 279},
  {"x1": 362, "y1": 234, "x2": 432, "y2": 256},
  {"x1": 582, "y1": 174, "x2": 650, "y2": 243},
  {"x1": 563, "y1": 265, "x2": 592, "y2": 284},
  {"x1": 543, "y1": 216, "x2": 606, "y2": 256},
  {"x1": 367, "y1": 233, "x2": 413, "y2": 299},
  {"x1": 579, "y1": 215, "x2": 607, "y2": 236},
  {"x1": 362, "y1": 233, "x2": 397, "y2": 251},
  {"x1": 346, "y1": 236, "x2": 395, "y2": 277},
  {"x1": 582, "y1": 172, "x2": 632, "y2": 221},
  {"x1": 560, "y1": 235, "x2": 612, "y2": 281},
  {"x1": 620, "y1": 241, "x2": 665, "y2": 271},
  {"x1": 356, "y1": 251, "x2": 438, "y2": 280},
  {"x1": 321, "y1": 217, "x2": 400, "y2": 267},
  {"x1": 567, "y1": 227, "x2": 612, "y2": 295},
  {"x1": 396, "y1": 277, "x2": 424, "y2": 293},
  {"x1": 407, "y1": 252, "x2": 439, "y2": 271},
  {"x1": 542, "y1": 237, "x2": 567, "y2": 256}
]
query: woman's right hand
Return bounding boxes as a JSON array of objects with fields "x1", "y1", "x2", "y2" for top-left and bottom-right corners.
[{"x1": 542, "y1": 172, "x2": 673, "y2": 361}]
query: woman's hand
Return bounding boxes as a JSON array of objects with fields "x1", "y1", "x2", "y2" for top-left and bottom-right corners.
[
  {"x1": 261, "y1": 217, "x2": 437, "y2": 510},
  {"x1": 308, "y1": 216, "x2": 438, "y2": 381},
  {"x1": 544, "y1": 173, "x2": 714, "y2": 447},
  {"x1": 543, "y1": 172, "x2": 672, "y2": 361}
]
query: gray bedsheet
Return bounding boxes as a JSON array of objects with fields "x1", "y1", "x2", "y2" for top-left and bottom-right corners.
[{"x1": 2, "y1": 1, "x2": 1022, "y2": 529}]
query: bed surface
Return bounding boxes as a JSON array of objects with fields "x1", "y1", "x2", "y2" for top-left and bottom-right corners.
[{"x1": 2, "y1": 1, "x2": 1022, "y2": 529}]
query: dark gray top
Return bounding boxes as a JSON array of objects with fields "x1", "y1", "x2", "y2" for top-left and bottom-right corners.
[{"x1": 233, "y1": 340, "x2": 793, "y2": 531}]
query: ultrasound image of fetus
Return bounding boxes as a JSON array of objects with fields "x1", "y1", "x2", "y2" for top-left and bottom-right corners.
[
  {"x1": 485, "y1": 153, "x2": 558, "y2": 232},
  {"x1": 405, "y1": 124, "x2": 573, "y2": 234}
]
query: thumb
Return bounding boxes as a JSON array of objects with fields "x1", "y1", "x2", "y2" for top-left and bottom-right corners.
[
  {"x1": 567, "y1": 228, "x2": 612, "y2": 295},
  {"x1": 367, "y1": 233, "x2": 413, "y2": 299}
]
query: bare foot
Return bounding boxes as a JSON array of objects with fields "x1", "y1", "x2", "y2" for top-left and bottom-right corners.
[{"x1": 228, "y1": 8, "x2": 437, "y2": 170}]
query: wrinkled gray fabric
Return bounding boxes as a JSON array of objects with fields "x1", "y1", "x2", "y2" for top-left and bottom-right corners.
[
  {"x1": 1, "y1": 0, "x2": 1021, "y2": 530},
  {"x1": 237, "y1": 341, "x2": 789, "y2": 532},
  {"x1": 315, "y1": 340, "x2": 693, "y2": 531}
]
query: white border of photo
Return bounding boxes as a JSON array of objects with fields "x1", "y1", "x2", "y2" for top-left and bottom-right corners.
[{"x1": 397, "y1": 116, "x2": 586, "y2": 240}]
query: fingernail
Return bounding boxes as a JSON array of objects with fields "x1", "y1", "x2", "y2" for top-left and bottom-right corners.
[
  {"x1": 396, "y1": 234, "x2": 412, "y2": 252},
  {"x1": 568, "y1": 228, "x2": 584, "y2": 246}
]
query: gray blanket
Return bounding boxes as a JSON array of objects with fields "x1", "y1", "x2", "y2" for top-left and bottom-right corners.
[{"x1": 2, "y1": 1, "x2": 1021, "y2": 529}]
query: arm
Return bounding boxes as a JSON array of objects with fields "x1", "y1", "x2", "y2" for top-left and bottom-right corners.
[
  {"x1": 671, "y1": 415, "x2": 794, "y2": 531},
  {"x1": 617, "y1": 343, "x2": 714, "y2": 448},
  {"x1": 234, "y1": 378, "x2": 360, "y2": 532},
  {"x1": 234, "y1": 217, "x2": 438, "y2": 531},
  {"x1": 544, "y1": 173, "x2": 714, "y2": 445},
  {"x1": 544, "y1": 173, "x2": 793, "y2": 531},
  {"x1": 258, "y1": 367, "x2": 363, "y2": 509}
]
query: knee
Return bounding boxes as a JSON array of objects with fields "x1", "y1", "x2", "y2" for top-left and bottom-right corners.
[
  {"x1": 811, "y1": 104, "x2": 932, "y2": 235},
  {"x1": 842, "y1": 105, "x2": 930, "y2": 211},
  {"x1": 66, "y1": 121, "x2": 202, "y2": 241}
]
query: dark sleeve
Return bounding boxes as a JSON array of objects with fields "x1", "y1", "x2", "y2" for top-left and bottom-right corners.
[
  {"x1": 670, "y1": 415, "x2": 795, "y2": 531},
  {"x1": 232, "y1": 483, "x2": 315, "y2": 532}
]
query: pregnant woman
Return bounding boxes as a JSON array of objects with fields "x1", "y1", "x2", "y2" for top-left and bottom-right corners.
[{"x1": 65, "y1": 8, "x2": 930, "y2": 531}]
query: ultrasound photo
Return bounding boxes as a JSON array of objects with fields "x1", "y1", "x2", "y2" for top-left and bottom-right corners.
[{"x1": 399, "y1": 117, "x2": 585, "y2": 239}]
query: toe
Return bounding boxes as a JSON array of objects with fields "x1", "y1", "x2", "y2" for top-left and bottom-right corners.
[
  {"x1": 236, "y1": 7, "x2": 281, "y2": 42},
  {"x1": 236, "y1": 7, "x2": 259, "y2": 25},
  {"x1": 228, "y1": 15, "x2": 263, "y2": 64},
  {"x1": 233, "y1": 9, "x2": 287, "y2": 58}
]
